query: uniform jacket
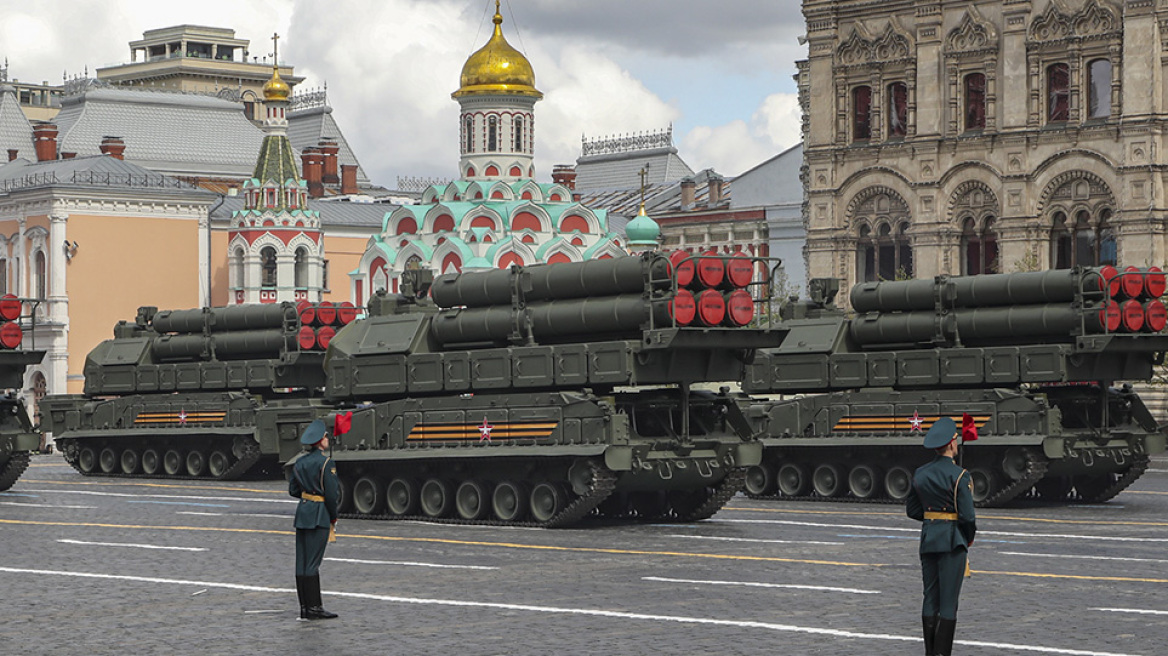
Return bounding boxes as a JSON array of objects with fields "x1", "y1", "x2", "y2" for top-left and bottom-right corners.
[
  {"x1": 288, "y1": 448, "x2": 339, "y2": 530},
  {"x1": 906, "y1": 455, "x2": 977, "y2": 554}
]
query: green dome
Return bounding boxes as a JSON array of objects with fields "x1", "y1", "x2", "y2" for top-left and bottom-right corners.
[{"x1": 625, "y1": 206, "x2": 660, "y2": 246}]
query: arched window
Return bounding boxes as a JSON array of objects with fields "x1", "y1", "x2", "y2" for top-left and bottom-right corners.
[
  {"x1": 853, "y1": 85, "x2": 872, "y2": 141},
  {"x1": 1087, "y1": 59, "x2": 1111, "y2": 119},
  {"x1": 34, "y1": 251, "x2": 45, "y2": 299},
  {"x1": 857, "y1": 222, "x2": 913, "y2": 282},
  {"x1": 1047, "y1": 63, "x2": 1070, "y2": 123},
  {"x1": 1051, "y1": 209, "x2": 1115, "y2": 268},
  {"x1": 0, "y1": 257, "x2": 8, "y2": 294},
  {"x1": 464, "y1": 115, "x2": 474, "y2": 153},
  {"x1": 887, "y1": 82, "x2": 907, "y2": 138},
  {"x1": 513, "y1": 116, "x2": 524, "y2": 152},
  {"x1": 294, "y1": 247, "x2": 309, "y2": 288},
  {"x1": 964, "y1": 73, "x2": 986, "y2": 131},
  {"x1": 260, "y1": 246, "x2": 278, "y2": 288},
  {"x1": 488, "y1": 116, "x2": 498, "y2": 152},
  {"x1": 230, "y1": 248, "x2": 244, "y2": 290},
  {"x1": 961, "y1": 217, "x2": 999, "y2": 275},
  {"x1": 405, "y1": 254, "x2": 423, "y2": 271}
]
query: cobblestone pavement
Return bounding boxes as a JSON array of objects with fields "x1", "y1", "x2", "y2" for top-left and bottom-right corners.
[{"x1": 2, "y1": 454, "x2": 1167, "y2": 655}]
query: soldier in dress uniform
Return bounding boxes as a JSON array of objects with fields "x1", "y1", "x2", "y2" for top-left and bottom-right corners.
[
  {"x1": 906, "y1": 416, "x2": 977, "y2": 656},
  {"x1": 288, "y1": 418, "x2": 340, "y2": 620}
]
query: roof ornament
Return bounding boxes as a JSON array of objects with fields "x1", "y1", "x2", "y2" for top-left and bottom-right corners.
[{"x1": 261, "y1": 32, "x2": 291, "y2": 102}]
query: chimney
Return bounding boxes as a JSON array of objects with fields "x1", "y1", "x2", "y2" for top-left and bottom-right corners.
[
  {"x1": 60, "y1": 152, "x2": 77, "y2": 159},
  {"x1": 707, "y1": 174, "x2": 724, "y2": 207},
  {"x1": 340, "y1": 164, "x2": 358, "y2": 195},
  {"x1": 99, "y1": 136, "x2": 126, "y2": 160},
  {"x1": 551, "y1": 164, "x2": 577, "y2": 190},
  {"x1": 7, "y1": 149, "x2": 17, "y2": 162},
  {"x1": 680, "y1": 177, "x2": 696, "y2": 211},
  {"x1": 32, "y1": 122, "x2": 58, "y2": 162},
  {"x1": 301, "y1": 147, "x2": 324, "y2": 198},
  {"x1": 318, "y1": 139, "x2": 339, "y2": 185}
]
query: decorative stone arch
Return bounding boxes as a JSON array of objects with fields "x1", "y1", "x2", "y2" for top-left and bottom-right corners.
[
  {"x1": 556, "y1": 206, "x2": 601, "y2": 234},
  {"x1": 464, "y1": 181, "x2": 486, "y2": 201},
  {"x1": 492, "y1": 240, "x2": 536, "y2": 269},
  {"x1": 466, "y1": 207, "x2": 504, "y2": 232},
  {"x1": 393, "y1": 242, "x2": 432, "y2": 273},
  {"x1": 946, "y1": 180, "x2": 1000, "y2": 227},
  {"x1": 423, "y1": 206, "x2": 458, "y2": 233},
  {"x1": 848, "y1": 185, "x2": 913, "y2": 282},
  {"x1": 487, "y1": 181, "x2": 514, "y2": 201},
  {"x1": 514, "y1": 181, "x2": 542, "y2": 201},
  {"x1": 247, "y1": 231, "x2": 289, "y2": 256},
  {"x1": 389, "y1": 212, "x2": 422, "y2": 237},
  {"x1": 510, "y1": 203, "x2": 551, "y2": 233},
  {"x1": 540, "y1": 241, "x2": 582, "y2": 265},
  {"x1": 1037, "y1": 169, "x2": 1115, "y2": 216},
  {"x1": 1039, "y1": 170, "x2": 1118, "y2": 269},
  {"x1": 845, "y1": 184, "x2": 911, "y2": 231}
]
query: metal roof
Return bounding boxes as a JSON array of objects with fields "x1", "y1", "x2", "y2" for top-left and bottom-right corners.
[
  {"x1": 287, "y1": 103, "x2": 370, "y2": 184},
  {"x1": 212, "y1": 193, "x2": 392, "y2": 229},
  {"x1": 0, "y1": 153, "x2": 211, "y2": 196},
  {"x1": 0, "y1": 86, "x2": 32, "y2": 161},
  {"x1": 574, "y1": 146, "x2": 694, "y2": 192}
]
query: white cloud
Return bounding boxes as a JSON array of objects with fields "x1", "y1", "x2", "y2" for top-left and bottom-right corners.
[{"x1": 681, "y1": 92, "x2": 802, "y2": 177}]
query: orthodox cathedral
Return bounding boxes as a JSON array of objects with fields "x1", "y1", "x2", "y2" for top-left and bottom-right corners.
[{"x1": 352, "y1": 2, "x2": 634, "y2": 300}]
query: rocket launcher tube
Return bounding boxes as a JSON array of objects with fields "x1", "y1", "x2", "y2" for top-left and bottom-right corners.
[
  {"x1": 431, "y1": 254, "x2": 671, "y2": 308},
  {"x1": 850, "y1": 302, "x2": 1119, "y2": 346},
  {"x1": 849, "y1": 268, "x2": 1106, "y2": 313},
  {"x1": 152, "y1": 303, "x2": 298, "y2": 334},
  {"x1": 150, "y1": 329, "x2": 298, "y2": 361}
]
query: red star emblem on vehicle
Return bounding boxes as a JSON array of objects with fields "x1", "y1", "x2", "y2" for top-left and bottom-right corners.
[
  {"x1": 478, "y1": 418, "x2": 493, "y2": 442},
  {"x1": 178, "y1": 409, "x2": 188, "y2": 425},
  {"x1": 909, "y1": 411, "x2": 923, "y2": 432}
]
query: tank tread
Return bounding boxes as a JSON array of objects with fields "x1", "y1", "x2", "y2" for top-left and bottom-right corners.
[
  {"x1": 671, "y1": 468, "x2": 746, "y2": 522},
  {"x1": 0, "y1": 452, "x2": 30, "y2": 491},
  {"x1": 59, "y1": 437, "x2": 263, "y2": 482},
  {"x1": 338, "y1": 459, "x2": 618, "y2": 528},
  {"x1": 1078, "y1": 455, "x2": 1150, "y2": 503},
  {"x1": 981, "y1": 448, "x2": 1048, "y2": 507}
]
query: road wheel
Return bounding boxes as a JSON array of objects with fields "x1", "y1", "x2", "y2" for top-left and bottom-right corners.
[
  {"x1": 352, "y1": 476, "x2": 384, "y2": 515},
  {"x1": 847, "y1": 464, "x2": 882, "y2": 499},
  {"x1": 776, "y1": 463, "x2": 810, "y2": 497},
  {"x1": 387, "y1": 478, "x2": 419, "y2": 516},
  {"x1": 420, "y1": 478, "x2": 453, "y2": 518},
  {"x1": 207, "y1": 450, "x2": 231, "y2": 479},
  {"x1": 530, "y1": 482, "x2": 565, "y2": 523},
  {"x1": 78, "y1": 447, "x2": 97, "y2": 473},
  {"x1": 812, "y1": 463, "x2": 844, "y2": 497},
  {"x1": 744, "y1": 463, "x2": 777, "y2": 496},
  {"x1": 141, "y1": 449, "x2": 160, "y2": 475},
  {"x1": 163, "y1": 450, "x2": 184, "y2": 476},
  {"x1": 99, "y1": 447, "x2": 118, "y2": 474},
  {"x1": 884, "y1": 466, "x2": 913, "y2": 502},
  {"x1": 968, "y1": 467, "x2": 998, "y2": 505},
  {"x1": 1034, "y1": 476, "x2": 1073, "y2": 501},
  {"x1": 120, "y1": 449, "x2": 140, "y2": 475},
  {"x1": 185, "y1": 450, "x2": 207, "y2": 477},
  {"x1": 491, "y1": 481, "x2": 528, "y2": 522},
  {"x1": 456, "y1": 480, "x2": 489, "y2": 520}
]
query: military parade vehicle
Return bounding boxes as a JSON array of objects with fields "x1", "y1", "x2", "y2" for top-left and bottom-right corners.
[
  {"x1": 741, "y1": 268, "x2": 1168, "y2": 507},
  {"x1": 42, "y1": 252, "x2": 775, "y2": 527},
  {"x1": 0, "y1": 294, "x2": 47, "y2": 492}
]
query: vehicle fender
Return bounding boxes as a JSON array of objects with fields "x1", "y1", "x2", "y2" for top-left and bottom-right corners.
[
  {"x1": 604, "y1": 445, "x2": 633, "y2": 471},
  {"x1": 1042, "y1": 437, "x2": 1064, "y2": 459},
  {"x1": 735, "y1": 442, "x2": 763, "y2": 467}
]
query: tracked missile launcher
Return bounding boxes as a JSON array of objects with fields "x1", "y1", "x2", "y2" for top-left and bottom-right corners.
[
  {"x1": 742, "y1": 267, "x2": 1168, "y2": 506},
  {"x1": 41, "y1": 300, "x2": 357, "y2": 480},
  {"x1": 312, "y1": 252, "x2": 773, "y2": 527},
  {"x1": 0, "y1": 294, "x2": 46, "y2": 491}
]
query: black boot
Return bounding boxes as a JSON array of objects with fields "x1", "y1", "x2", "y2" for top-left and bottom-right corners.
[
  {"x1": 295, "y1": 575, "x2": 309, "y2": 620},
  {"x1": 922, "y1": 615, "x2": 938, "y2": 655},
  {"x1": 303, "y1": 574, "x2": 338, "y2": 620},
  {"x1": 934, "y1": 618, "x2": 957, "y2": 656}
]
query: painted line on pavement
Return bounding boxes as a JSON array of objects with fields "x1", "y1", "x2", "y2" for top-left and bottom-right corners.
[
  {"x1": 1093, "y1": 608, "x2": 1168, "y2": 616},
  {"x1": 665, "y1": 534, "x2": 845, "y2": 546},
  {"x1": 19, "y1": 489, "x2": 294, "y2": 504},
  {"x1": 0, "y1": 492, "x2": 38, "y2": 498},
  {"x1": 728, "y1": 506, "x2": 1168, "y2": 527},
  {"x1": 721, "y1": 518, "x2": 1168, "y2": 543},
  {"x1": 0, "y1": 566, "x2": 1141, "y2": 656},
  {"x1": 128, "y1": 500, "x2": 231, "y2": 508},
  {"x1": 177, "y1": 511, "x2": 290, "y2": 519},
  {"x1": 57, "y1": 539, "x2": 207, "y2": 552},
  {"x1": 326, "y1": 557, "x2": 498, "y2": 570},
  {"x1": 27, "y1": 479, "x2": 284, "y2": 495},
  {"x1": 1126, "y1": 491, "x2": 1168, "y2": 496},
  {"x1": 1001, "y1": 552, "x2": 1168, "y2": 565},
  {"x1": 0, "y1": 502, "x2": 97, "y2": 509},
  {"x1": 643, "y1": 576, "x2": 879, "y2": 595}
]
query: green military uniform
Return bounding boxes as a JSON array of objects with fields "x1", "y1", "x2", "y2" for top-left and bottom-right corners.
[
  {"x1": 906, "y1": 416, "x2": 976, "y2": 656},
  {"x1": 288, "y1": 419, "x2": 340, "y2": 620}
]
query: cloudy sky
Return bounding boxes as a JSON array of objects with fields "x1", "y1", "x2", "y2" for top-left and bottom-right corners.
[{"x1": 1, "y1": 0, "x2": 806, "y2": 187}]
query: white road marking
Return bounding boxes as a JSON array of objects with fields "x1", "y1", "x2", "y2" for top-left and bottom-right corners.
[
  {"x1": 721, "y1": 518, "x2": 1168, "y2": 543},
  {"x1": 56, "y1": 539, "x2": 207, "y2": 552},
  {"x1": 1144, "y1": 468, "x2": 1168, "y2": 474},
  {"x1": 643, "y1": 576, "x2": 879, "y2": 595},
  {"x1": 1093, "y1": 608, "x2": 1168, "y2": 616},
  {"x1": 0, "y1": 502, "x2": 97, "y2": 509},
  {"x1": 177, "y1": 511, "x2": 290, "y2": 519},
  {"x1": 0, "y1": 566, "x2": 1140, "y2": 656},
  {"x1": 18, "y1": 489, "x2": 294, "y2": 504},
  {"x1": 665, "y1": 533, "x2": 845, "y2": 546},
  {"x1": 326, "y1": 557, "x2": 498, "y2": 570},
  {"x1": 1001, "y1": 552, "x2": 1168, "y2": 565}
]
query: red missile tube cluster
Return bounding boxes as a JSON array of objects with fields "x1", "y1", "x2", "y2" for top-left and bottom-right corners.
[
  {"x1": 297, "y1": 300, "x2": 358, "y2": 350},
  {"x1": 1100, "y1": 266, "x2": 1167, "y2": 333},
  {"x1": 667, "y1": 251, "x2": 757, "y2": 327},
  {"x1": 0, "y1": 294, "x2": 22, "y2": 349}
]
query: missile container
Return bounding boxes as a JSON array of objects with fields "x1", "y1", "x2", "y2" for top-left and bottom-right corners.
[
  {"x1": 0, "y1": 294, "x2": 47, "y2": 491},
  {"x1": 741, "y1": 268, "x2": 1168, "y2": 506}
]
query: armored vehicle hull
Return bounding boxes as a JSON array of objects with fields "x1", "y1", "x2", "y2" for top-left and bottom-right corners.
[{"x1": 0, "y1": 300, "x2": 48, "y2": 491}]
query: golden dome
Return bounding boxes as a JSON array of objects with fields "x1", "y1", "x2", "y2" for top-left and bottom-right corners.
[
  {"x1": 263, "y1": 67, "x2": 291, "y2": 102},
  {"x1": 453, "y1": 1, "x2": 542, "y2": 99}
]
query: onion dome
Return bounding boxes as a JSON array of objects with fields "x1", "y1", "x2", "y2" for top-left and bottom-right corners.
[
  {"x1": 263, "y1": 67, "x2": 291, "y2": 102},
  {"x1": 453, "y1": 1, "x2": 542, "y2": 99},
  {"x1": 625, "y1": 204, "x2": 661, "y2": 248}
]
